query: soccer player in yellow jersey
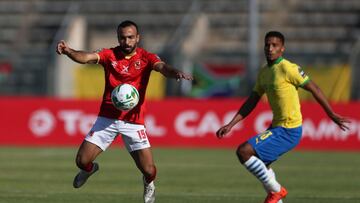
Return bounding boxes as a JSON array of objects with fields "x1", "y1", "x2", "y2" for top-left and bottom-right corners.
[{"x1": 216, "y1": 31, "x2": 350, "y2": 203}]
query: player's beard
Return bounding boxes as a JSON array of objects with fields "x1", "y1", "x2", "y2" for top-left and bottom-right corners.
[
  {"x1": 122, "y1": 45, "x2": 136, "y2": 55},
  {"x1": 266, "y1": 54, "x2": 274, "y2": 62},
  {"x1": 266, "y1": 52, "x2": 281, "y2": 63}
]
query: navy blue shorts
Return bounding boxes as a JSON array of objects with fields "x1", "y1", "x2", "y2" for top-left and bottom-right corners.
[{"x1": 248, "y1": 126, "x2": 302, "y2": 165}]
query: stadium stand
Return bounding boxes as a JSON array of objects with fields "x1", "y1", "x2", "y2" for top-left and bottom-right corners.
[{"x1": 0, "y1": 0, "x2": 359, "y2": 96}]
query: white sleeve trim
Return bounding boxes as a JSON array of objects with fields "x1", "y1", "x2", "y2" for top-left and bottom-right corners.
[{"x1": 95, "y1": 53, "x2": 100, "y2": 64}]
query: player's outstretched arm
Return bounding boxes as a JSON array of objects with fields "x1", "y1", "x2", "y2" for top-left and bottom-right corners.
[
  {"x1": 216, "y1": 91, "x2": 261, "y2": 139},
  {"x1": 56, "y1": 40, "x2": 98, "y2": 64},
  {"x1": 302, "y1": 80, "x2": 350, "y2": 131},
  {"x1": 153, "y1": 62, "x2": 193, "y2": 81}
]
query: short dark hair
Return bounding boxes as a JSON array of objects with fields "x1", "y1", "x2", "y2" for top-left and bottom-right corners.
[
  {"x1": 265, "y1": 31, "x2": 285, "y2": 45},
  {"x1": 117, "y1": 20, "x2": 139, "y2": 34}
]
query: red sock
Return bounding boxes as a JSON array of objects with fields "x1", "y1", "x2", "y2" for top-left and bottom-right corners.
[
  {"x1": 145, "y1": 166, "x2": 157, "y2": 183},
  {"x1": 84, "y1": 162, "x2": 93, "y2": 172}
]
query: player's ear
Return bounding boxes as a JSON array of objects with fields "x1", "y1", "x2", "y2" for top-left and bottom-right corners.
[
  {"x1": 136, "y1": 34, "x2": 140, "y2": 43},
  {"x1": 281, "y1": 46, "x2": 285, "y2": 53},
  {"x1": 117, "y1": 33, "x2": 121, "y2": 44}
]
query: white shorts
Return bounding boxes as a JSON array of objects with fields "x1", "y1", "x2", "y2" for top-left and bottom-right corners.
[{"x1": 85, "y1": 116, "x2": 151, "y2": 152}]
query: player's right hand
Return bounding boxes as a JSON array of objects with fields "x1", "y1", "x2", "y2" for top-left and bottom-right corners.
[
  {"x1": 176, "y1": 71, "x2": 194, "y2": 81},
  {"x1": 329, "y1": 112, "x2": 351, "y2": 131},
  {"x1": 216, "y1": 125, "x2": 232, "y2": 139},
  {"x1": 56, "y1": 40, "x2": 68, "y2": 55}
]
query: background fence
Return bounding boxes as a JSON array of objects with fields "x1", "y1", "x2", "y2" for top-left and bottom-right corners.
[{"x1": 0, "y1": 0, "x2": 359, "y2": 99}]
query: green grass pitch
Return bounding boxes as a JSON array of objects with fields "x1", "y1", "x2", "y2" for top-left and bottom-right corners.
[{"x1": 0, "y1": 147, "x2": 359, "y2": 203}]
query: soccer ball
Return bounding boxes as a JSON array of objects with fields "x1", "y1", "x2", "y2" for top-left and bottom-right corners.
[{"x1": 111, "y1": 83, "x2": 140, "y2": 111}]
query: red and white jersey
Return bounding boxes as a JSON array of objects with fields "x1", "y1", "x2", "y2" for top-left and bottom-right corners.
[{"x1": 96, "y1": 47, "x2": 162, "y2": 124}]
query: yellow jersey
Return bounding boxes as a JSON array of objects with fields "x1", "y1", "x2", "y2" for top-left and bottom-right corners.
[{"x1": 253, "y1": 57, "x2": 310, "y2": 128}]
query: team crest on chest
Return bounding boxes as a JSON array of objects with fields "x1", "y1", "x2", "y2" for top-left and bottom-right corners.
[{"x1": 134, "y1": 60, "x2": 141, "y2": 70}]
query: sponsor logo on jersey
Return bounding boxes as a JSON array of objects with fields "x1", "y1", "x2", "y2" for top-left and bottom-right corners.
[
  {"x1": 122, "y1": 65, "x2": 129, "y2": 73},
  {"x1": 111, "y1": 61, "x2": 118, "y2": 69}
]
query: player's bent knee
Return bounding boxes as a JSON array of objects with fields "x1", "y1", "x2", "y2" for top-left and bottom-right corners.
[
  {"x1": 236, "y1": 143, "x2": 253, "y2": 164},
  {"x1": 236, "y1": 146, "x2": 245, "y2": 163}
]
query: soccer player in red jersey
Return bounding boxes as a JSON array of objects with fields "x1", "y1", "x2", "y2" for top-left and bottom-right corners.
[{"x1": 56, "y1": 20, "x2": 193, "y2": 203}]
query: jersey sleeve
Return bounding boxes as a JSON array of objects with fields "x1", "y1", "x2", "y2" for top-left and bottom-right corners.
[
  {"x1": 96, "y1": 48, "x2": 111, "y2": 66},
  {"x1": 286, "y1": 64, "x2": 310, "y2": 87},
  {"x1": 146, "y1": 52, "x2": 162, "y2": 68},
  {"x1": 253, "y1": 72, "x2": 265, "y2": 96}
]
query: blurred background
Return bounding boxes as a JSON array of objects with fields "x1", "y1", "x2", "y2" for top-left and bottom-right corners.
[{"x1": 0, "y1": 0, "x2": 359, "y2": 101}]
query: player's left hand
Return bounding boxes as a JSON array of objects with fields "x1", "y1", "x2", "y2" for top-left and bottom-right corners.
[{"x1": 329, "y1": 112, "x2": 351, "y2": 131}]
